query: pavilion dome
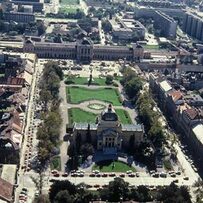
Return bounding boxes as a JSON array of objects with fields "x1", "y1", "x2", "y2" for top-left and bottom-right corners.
[{"x1": 101, "y1": 104, "x2": 118, "y2": 121}]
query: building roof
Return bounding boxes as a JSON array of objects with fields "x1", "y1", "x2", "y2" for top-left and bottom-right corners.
[
  {"x1": 169, "y1": 90, "x2": 182, "y2": 102},
  {"x1": 1, "y1": 165, "x2": 17, "y2": 185},
  {"x1": 184, "y1": 108, "x2": 199, "y2": 120},
  {"x1": 192, "y1": 124, "x2": 203, "y2": 145},
  {"x1": 101, "y1": 104, "x2": 118, "y2": 122},
  {"x1": 74, "y1": 123, "x2": 97, "y2": 130},
  {"x1": 159, "y1": 80, "x2": 172, "y2": 92},
  {"x1": 0, "y1": 177, "x2": 13, "y2": 202},
  {"x1": 122, "y1": 124, "x2": 143, "y2": 132}
]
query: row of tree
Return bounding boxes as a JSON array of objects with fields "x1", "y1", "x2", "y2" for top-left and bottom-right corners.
[
  {"x1": 37, "y1": 62, "x2": 63, "y2": 168},
  {"x1": 34, "y1": 178, "x2": 191, "y2": 203},
  {"x1": 120, "y1": 67, "x2": 143, "y2": 100},
  {"x1": 136, "y1": 91, "x2": 165, "y2": 148}
]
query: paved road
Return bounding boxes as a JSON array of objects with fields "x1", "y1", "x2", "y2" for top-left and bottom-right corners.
[
  {"x1": 59, "y1": 81, "x2": 69, "y2": 172},
  {"x1": 98, "y1": 20, "x2": 105, "y2": 45}
]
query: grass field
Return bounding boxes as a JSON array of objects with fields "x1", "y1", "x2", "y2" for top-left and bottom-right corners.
[
  {"x1": 65, "y1": 77, "x2": 107, "y2": 86},
  {"x1": 68, "y1": 108, "x2": 97, "y2": 124},
  {"x1": 92, "y1": 160, "x2": 136, "y2": 172},
  {"x1": 68, "y1": 108, "x2": 132, "y2": 124},
  {"x1": 143, "y1": 44, "x2": 160, "y2": 50},
  {"x1": 115, "y1": 109, "x2": 132, "y2": 124},
  {"x1": 60, "y1": 0, "x2": 79, "y2": 5},
  {"x1": 66, "y1": 87, "x2": 122, "y2": 106},
  {"x1": 59, "y1": 7, "x2": 78, "y2": 13}
]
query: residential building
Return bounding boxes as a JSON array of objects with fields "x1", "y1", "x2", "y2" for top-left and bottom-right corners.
[
  {"x1": 182, "y1": 12, "x2": 203, "y2": 41},
  {"x1": 149, "y1": 73, "x2": 203, "y2": 161}
]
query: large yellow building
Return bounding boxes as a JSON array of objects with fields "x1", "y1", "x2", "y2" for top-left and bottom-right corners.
[
  {"x1": 23, "y1": 38, "x2": 149, "y2": 63},
  {"x1": 72, "y1": 105, "x2": 144, "y2": 154}
]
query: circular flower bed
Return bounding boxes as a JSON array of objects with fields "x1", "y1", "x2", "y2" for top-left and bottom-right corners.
[{"x1": 88, "y1": 103, "x2": 105, "y2": 110}]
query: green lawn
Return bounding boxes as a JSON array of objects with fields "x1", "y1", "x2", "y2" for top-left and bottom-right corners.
[
  {"x1": 50, "y1": 156, "x2": 61, "y2": 171},
  {"x1": 65, "y1": 77, "x2": 107, "y2": 86},
  {"x1": 60, "y1": 0, "x2": 79, "y2": 5},
  {"x1": 68, "y1": 108, "x2": 132, "y2": 124},
  {"x1": 66, "y1": 87, "x2": 122, "y2": 106},
  {"x1": 68, "y1": 108, "x2": 97, "y2": 124},
  {"x1": 143, "y1": 44, "x2": 160, "y2": 50},
  {"x1": 59, "y1": 7, "x2": 78, "y2": 13},
  {"x1": 93, "y1": 160, "x2": 136, "y2": 172},
  {"x1": 115, "y1": 109, "x2": 132, "y2": 124}
]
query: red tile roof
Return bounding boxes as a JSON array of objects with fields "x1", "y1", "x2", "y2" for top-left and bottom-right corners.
[
  {"x1": 169, "y1": 90, "x2": 182, "y2": 102},
  {"x1": 0, "y1": 177, "x2": 13, "y2": 202},
  {"x1": 184, "y1": 108, "x2": 198, "y2": 120}
]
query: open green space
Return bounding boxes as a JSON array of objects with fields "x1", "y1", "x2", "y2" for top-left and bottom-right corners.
[
  {"x1": 50, "y1": 156, "x2": 61, "y2": 171},
  {"x1": 143, "y1": 44, "x2": 160, "y2": 50},
  {"x1": 92, "y1": 160, "x2": 136, "y2": 172},
  {"x1": 66, "y1": 86, "x2": 122, "y2": 106},
  {"x1": 115, "y1": 109, "x2": 132, "y2": 124},
  {"x1": 68, "y1": 108, "x2": 97, "y2": 124},
  {"x1": 65, "y1": 77, "x2": 107, "y2": 86},
  {"x1": 68, "y1": 108, "x2": 132, "y2": 124},
  {"x1": 60, "y1": 0, "x2": 79, "y2": 5},
  {"x1": 59, "y1": 7, "x2": 79, "y2": 13}
]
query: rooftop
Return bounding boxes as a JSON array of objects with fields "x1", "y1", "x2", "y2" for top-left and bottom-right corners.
[
  {"x1": 0, "y1": 178, "x2": 13, "y2": 202},
  {"x1": 192, "y1": 124, "x2": 203, "y2": 145},
  {"x1": 159, "y1": 80, "x2": 172, "y2": 92}
]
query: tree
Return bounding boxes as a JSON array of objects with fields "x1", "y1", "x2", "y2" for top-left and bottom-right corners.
[
  {"x1": 100, "y1": 178, "x2": 129, "y2": 201},
  {"x1": 30, "y1": 173, "x2": 45, "y2": 195},
  {"x1": 105, "y1": 75, "x2": 113, "y2": 85},
  {"x1": 54, "y1": 190, "x2": 73, "y2": 203},
  {"x1": 80, "y1": 143, "x2": 94, "y2": 159},
  {"x1": 124, "y1": 77, "x2": 142, "y2": 99},
  {"x1": 102, "y1": 20, "x2": 112, "y2": 33},
  {"x1": 40, "y1": 90, "x2": 53, "y2": 111},
  {"x1": 88, "y1": 74, "x2": 92, "y2": 86},
  {"x1": 49, "y1": 180, "x2": 77, "y2": 201},
  {"x1": 33, "y1": 194, "x2": 50, "y2": 203},
  {"x1": 129, "y1": 134, "x2": 135, "y2": 153},
  {"x1": 86, "y1": 124, "x2": 91, "y2": 143}
]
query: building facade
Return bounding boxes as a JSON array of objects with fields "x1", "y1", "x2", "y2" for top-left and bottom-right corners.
[
  {"x1": 182, "y1": 12, "x2": 203, "y2": 41},
  {"x1": 23, "y1": 38, "x2": 149, "y2": 62},
  {"x1": 4, "y1": 11, "x2": 35, "y2": 23},
  {"x1": 72, "y1": 105, "x2": 144, "y2": 154}
]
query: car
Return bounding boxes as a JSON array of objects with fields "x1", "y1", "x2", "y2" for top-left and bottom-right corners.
[
  {"x1": 136, "y1": 172, "x2": 140, "y2": 177},
  {"x1": 152, "y1": 173, "x2": 159, "y2": 178},
  {"x1": 62, "y1": 173, "x2": 68, "y2": 177},
  {"x1": 160, "y1": 173, "x2": 167, "y2": 178},
  {"x1": 89, "y1": 173, "x2": 95, "y2": 177},
  {"x1": 176, "y1": 171, "x2": 181, "y2": 175},
  {"x1": 170, "y1": 174, "x2": 176, "y2": 178},
  {"x1": 109, "y1": 173, "x2": 116, "y2": 177},
  {"x1": 78, "y1": 173, "x2": 84, "y2": 177},
  {"x1": 126, "y1": 170, "x2": 133, "y2": 174},
  {"x1": 71, "y1": 173, "x2": 77, "y2": 177},
  {"x1": 22, "y1": 188, "x2": 28, "y2": 193},
  {"x1": 129, "y1": 173, "x2": 135, "y2": 177},
  {"x1": 102, "y1": 173, "x2": 107, "y2": 177},
  {"x1": 51, "y1": 170, "x2": 58, "y2": 174},
  {"x1": 94, "y1": 184, "x2": 100, "y2": 188},
  {"x1": 120, "y1": 173, "x2": 125, "y2": 178},
  {"x1": 173, "y1": 179, "x2": 179, "y2": 183},
  {"x1": 183, "y1": 177, "x2": 189, "y2": 180},
  {"x1": 96, "y1": 174, "x2": 101, "y2": 177},
  {"x1": 53, "y1": 173, "x2": 60, "y2": 177}
]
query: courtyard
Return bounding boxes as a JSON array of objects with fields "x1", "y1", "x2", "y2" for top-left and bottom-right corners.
[
  {"x1": 66, "y1": 86, "x2": 122, "y2": 106},
  {"x1": 68, "y1": 108, "x2": 132, "y2": 124}
]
